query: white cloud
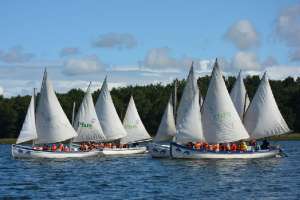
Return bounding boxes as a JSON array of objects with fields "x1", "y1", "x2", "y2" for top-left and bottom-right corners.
[
  {"x1": 141, "y1": 47, "x2": 197, "y2": 73},
  {"x1": 0, "y1": 86, "x2": 3, "y2": 96},
  {"x1": 225, "y1": 20, "x2": 260, "y2": 50},
  {"x1": 265, "y1": 66, "x2": 300, "y2": 79},
  {"x1": 92, "y1": 33, "x2": 137, "y2": 49},
  {"x1": 275, "y1": 3, "x2": 300, "y2": 61},
  {"x1": 232, "y1": 51, "x2": 260, "y2": 70},
  {"x1": 63, "y1": 55, "x2": 107, "y2": 76},
  {"x1": 143, "y1": 47, "x2": 181, "y2": 69},
  {"x1": 60, "y1": 47, "x2": 79, "y2": 57},
  {"x1": 289, "y1": 48, "x2": 300, "y2": 61},
  {"x1": 0, "y1": 46, "x2": 34, "y2": 63},
  {"x1": 262, "y1": 56, "x2": 278, "y2": 67}
]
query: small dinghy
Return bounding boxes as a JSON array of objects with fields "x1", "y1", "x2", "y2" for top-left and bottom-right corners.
[
  {"x1": 94, "y1": 77, "x2": 148, "y2": 155},
  {"x1": 149, "y1": 94, "x2": 176, "y2": 158},
  {"x1": 12, "y1": 70, "x2": 100, "y2": 159}
]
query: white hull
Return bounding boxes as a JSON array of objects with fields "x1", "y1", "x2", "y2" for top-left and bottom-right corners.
[
  {"x1": 12, "y1": 144, "x2": 100, "y2": 159},
  {"x1": 99, "y1": 146, "x2": 147, "y2": 156},
  {"x1": 148, "y1": 143, "x2": 170, "y2": 158},
  {"x1": 170, "y1": 143, "x2": 281, "y2": 159}
]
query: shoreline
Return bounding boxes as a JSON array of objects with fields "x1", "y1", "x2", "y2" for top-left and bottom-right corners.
[{"x1": 1, "y1": 133, "x2": 300, "y2": 144}]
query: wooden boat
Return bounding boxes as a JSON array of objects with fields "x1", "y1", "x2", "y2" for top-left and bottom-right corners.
[
  {"x1": 94, "y1": 77, "x2": 150, "y2": 155},
  {"x1": 148, "y1": 143, "x2": 171, "y2": 158},
  {"x1": 12, "y1": 144, "x2": 99, "y2": 159},
  {"x1": 99, "y1": 146, "x2": 147, "y2": 156},
  {"x1": 171, "y1": 60, "x2": 288, "y2": 159},
  {"x1": 149, "y1": 93, "x2": 176, "y2": 158},
  {"x1": 170, "y1": 143, "x2": 281, "y2": 159},
  {"x1": 11, "y1": 70, "x2": 99, "y2": 159}
]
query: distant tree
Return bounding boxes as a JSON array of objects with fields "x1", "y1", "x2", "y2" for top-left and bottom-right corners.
[{"x1": 0, "y1": 75, "x2": 299, "y2": 138}]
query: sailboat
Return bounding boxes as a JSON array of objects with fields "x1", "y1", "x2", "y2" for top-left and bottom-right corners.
[
  {"x1": 171, "y1": 60, "x2": 283, "y2": 159},
  {"x1": 149, "y1": 94, "x2": 176, "y2": 158},
  {"x1": 12, "y1": 70, "x2": 99, "y2": 159},
  {"x1": 243, "y1": 72, "x2": 291, "y2": 139},
  {"x1": 95, "y1": 77, "x2": 147, "y2": 155},
  {"x1": 230, "y1": 70, "x2": 250, "y2": 120},
  {"x1": 121, "y1": 96, "x2": 152, "y2": 144},
  {"x1": 72, "y1": 82, "x2": 106, "y2": 143}
]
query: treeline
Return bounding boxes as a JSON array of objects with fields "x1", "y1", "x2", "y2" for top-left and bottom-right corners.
[{"x1": 0, "y1": 75, "x2": 299, "y2": 139}]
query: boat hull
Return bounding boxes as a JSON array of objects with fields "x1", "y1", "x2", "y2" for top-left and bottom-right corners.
[
  {"x1": 148, "y1": 143, "x2": 170, "y2": 158},
  {"x1": 170, "y1": 142, "x2": 280, "y2": 159},
  {"x1": 99, "y1": 146, "x2": 147, "y2": 156},
  {"x1": 11, "y1": 144, "x2": 100, "y2": 159}
]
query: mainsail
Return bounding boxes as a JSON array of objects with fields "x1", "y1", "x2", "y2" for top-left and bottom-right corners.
[
  {"x1": 230, "y1": 70, "x2": 250, "y2": 119},
  {"x1": 95, "y1": 77, "x2": 127, "y2": 141},
  {"x1": 121, "y1": 96, "x2": 151, "y2": 144},
  {"x1": 175, "y1": 64, "x2": 204, "y2": 143},
  {"x1": 35, "y1": 70, "x2": 78, "y2": 144},
  {"x1": 202, "y1": 60, "x2": 249, "y2": 144},
  {"x1": 73, "y1": 83, "x2": 106, "y2": 142},
  {"x1": 154, "y1": 95, "x2": 176, "y2": 142},
  {"x1": 16, "y1": 92, "x2": 38, "y2": 144},
  {"x1": 244, "y1": 72, "x2": 290, "y2": 139}
]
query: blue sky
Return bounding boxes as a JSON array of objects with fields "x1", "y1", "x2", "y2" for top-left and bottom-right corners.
[{"x1": 0, "y1": 0, "x2": 300, "y2": 96}]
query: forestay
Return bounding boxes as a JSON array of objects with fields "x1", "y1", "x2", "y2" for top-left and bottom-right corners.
[
  {"x1": 202, "y1": 61, "x2": 249, "y2": 144},
  {"x1": 73, "y1": 83, "x2": 106, "y2": 142},
  {"x1": 175, "y1": 65, "x2": 204, "y2": 143},
  {"x1": 244, "y1": 72, "x2": 290, "y2": 139},
  {"x1": 35, "y1": 70, "x2": 78, "y2": 144},
  {"x1": 16, "y1": 93, "x2": 38, "y2": 144},
  {"x1": 95, "y1": 77, "x2": 127, "y2": 141},
  {"x1": 230, "y1": 70, "x2": 250, "y2": 120},
  {"x1": 153, "y1": 95, "x2": 176, "y2": 142},
  {"x1": 121, "y1": 96, "x2": 151, "y2": 144}
]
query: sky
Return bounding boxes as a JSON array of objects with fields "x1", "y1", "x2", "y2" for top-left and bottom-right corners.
[{"x1": 0, "y1": 0, "x2": 300, "y2": 96}]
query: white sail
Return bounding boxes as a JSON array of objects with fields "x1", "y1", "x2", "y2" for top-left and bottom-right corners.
[
  {"x1": 244, "y1": 72, "x2": 290, "y2": 139},
  {"x1": 120, "y1": 96, "x2": 151, "y2": 144},
  {"x1": 95, "y1": 77, "x2": 127, "y2": 141},
  {"x1": 16, "y1": 93, "x2": 38, "y2": 144},
  {"x1": 230, "y1": 71, "x2": 250, "y2": 119},
  {"x1": 175, "y1": 65, "x2": 204, "y2": 143},
  {"x1": 73, "y1": 83, "x2": 106, "y2": 142},
  {"x1": 154, "y1": 95, "x2": 176, "y2": 142},
  {"x1": 202, "y1": 60, "x2": 249, "y2": 144},
  {"x1": 35, "y1": 70, "x2": 78, "y2": 144}
]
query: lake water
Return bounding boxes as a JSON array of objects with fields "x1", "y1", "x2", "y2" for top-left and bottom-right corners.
[{"x1": 1, "y1": 141, "x2": 300, "y2": 199}]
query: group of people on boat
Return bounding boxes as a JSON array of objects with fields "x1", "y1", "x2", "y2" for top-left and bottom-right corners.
[
  {"x1": 31, "y1": 142, "x2": 132, "y2": 152},
  {"x1": 79, "y1": 142, "x2": 130, "y2": 151},
  {"x1": 33, "y1": 143, "x2": 71, "y2": 152},
  {"x1": 185, "y1": 139, "x2": 270, "y2": 152}
]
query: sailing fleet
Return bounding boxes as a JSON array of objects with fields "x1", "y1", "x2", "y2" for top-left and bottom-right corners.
[{"x1": 12, "y1": 59, "x2": 290, "y2": 159}]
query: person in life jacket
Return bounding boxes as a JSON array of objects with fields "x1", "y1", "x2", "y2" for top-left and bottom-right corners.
[
  {"x1": 240, "y1": 141, "x2": 247, "y2": 152},
  {"x1": 58, "y1": 143, "x2": 64, "y2": 151},
  {"x1": 226, "y1": 143, "x2": 231, "y2": 151},
  {"x1": 194, "y1": 142, "x2": 202, "y2": 150},
  {"x1": 230, "y1": 143, "x2": 237, "y2": 151},
  {"x1": 64, "y1": 145, "x2": 70, "y2": 152},
  {"x1": 52, "y1": 143, "x2": 57, "y2": 151}
]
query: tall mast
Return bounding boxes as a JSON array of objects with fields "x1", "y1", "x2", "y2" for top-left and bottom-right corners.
[
  {"x1": 242, "y1": 92, "x2": 248, "y2": 123},
  {"x1": 71, "y1": 102, "x2": 76, "y2": 127},
  {"x1": 32, "y1": 88, "x2": 36, "y2": 146},
  {"x1": 173, "y1": 79, "x2": 177, "y2": 120}
]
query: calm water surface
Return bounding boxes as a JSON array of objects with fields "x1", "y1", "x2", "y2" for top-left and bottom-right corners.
[{"x1": 1, "y1": 141, "x2": 300, "y2": 199}]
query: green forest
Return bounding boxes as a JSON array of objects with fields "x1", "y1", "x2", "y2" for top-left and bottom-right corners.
[{"x1": 0, "y1": 75, "x2": 299, "y2": 139}]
